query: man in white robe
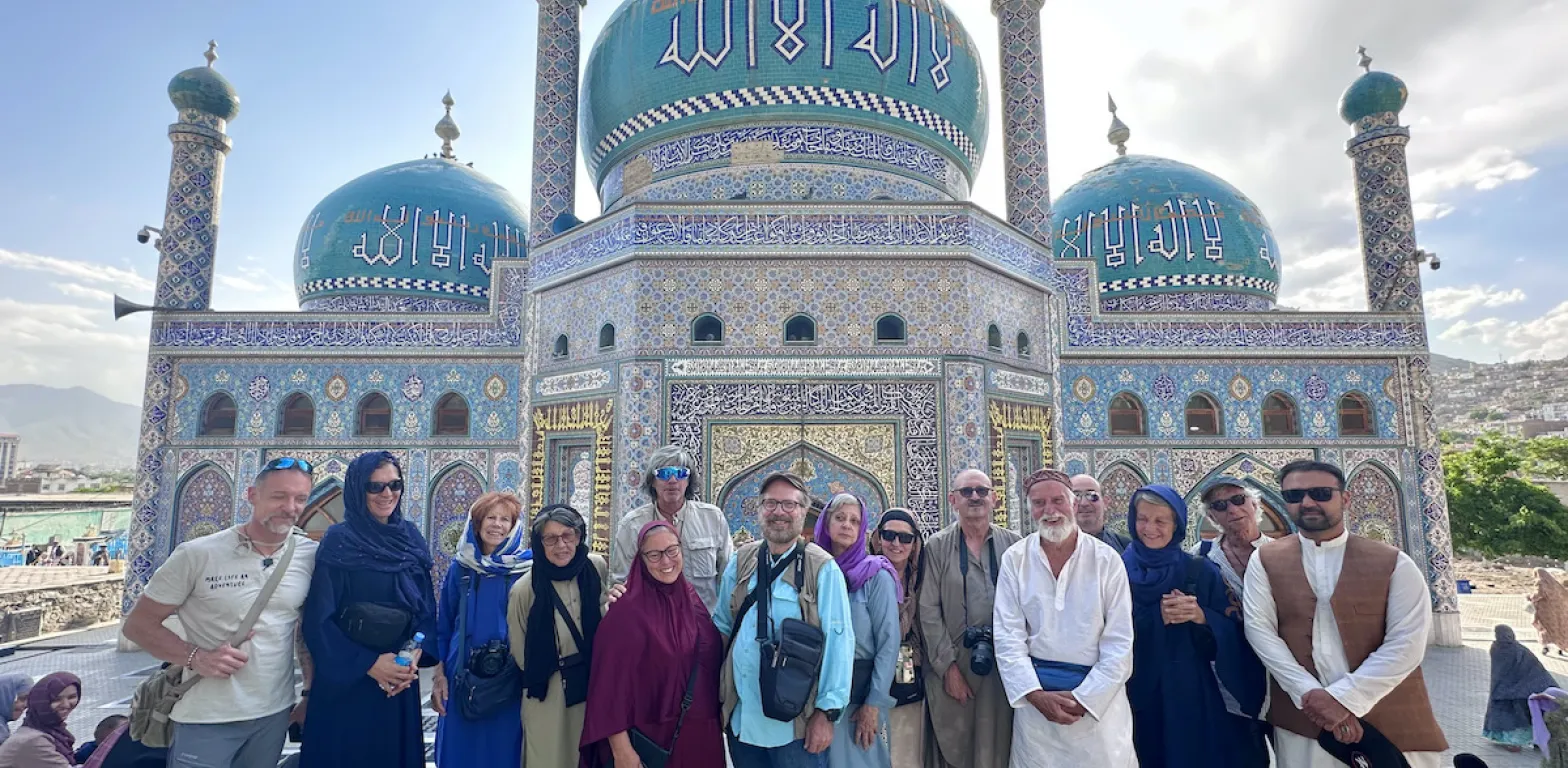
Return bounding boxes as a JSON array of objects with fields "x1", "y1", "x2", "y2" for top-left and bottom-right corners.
[
  {"x1": 1243, "y1": 459, "x2": 1446, "y2": 768},
  {"x1": 993, "y1": 468, "x2": 1136, "y2": 767}
]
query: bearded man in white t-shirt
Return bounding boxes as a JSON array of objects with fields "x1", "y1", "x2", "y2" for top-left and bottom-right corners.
[{"x1": 123, "y1": 457, "x2": 320, "y2": 768}]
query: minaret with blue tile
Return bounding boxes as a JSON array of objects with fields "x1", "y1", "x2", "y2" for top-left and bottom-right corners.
[
  {"x1": 529, "y1": 0, "x2": 585, "y2": 244},
  {"x1": 155, "y1": 42, "x2": 238, "y2": 310},
  {"x1": 1342, "y1": 48, "x2": 1424, "y2": 313},
  {"x1": 992, "y1": 0, "x2": 1052, "y2": 245}
]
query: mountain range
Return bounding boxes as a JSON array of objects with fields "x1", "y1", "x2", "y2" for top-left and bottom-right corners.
[{"x1": 0, "y1": 384, "x2": 140, "y2": 467}]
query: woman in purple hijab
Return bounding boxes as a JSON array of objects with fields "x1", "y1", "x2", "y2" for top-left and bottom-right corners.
[
  {"x1": 0, "y1": 672, "x2": 80, "y2": 767},
  {"x1": 813, "y1": 493, "x2": 900, "y2": 768}
]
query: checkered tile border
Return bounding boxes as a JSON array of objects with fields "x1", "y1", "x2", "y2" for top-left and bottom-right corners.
[
  {"x1": 1099, "y1": 273, "x2": 1278, "y2": 294},
  {"x1": 594, "y1": 85, "x2": 979, "y2": 166},
  {"x1": 298, "y1": 276, "x2": 489, "y2": 299}
]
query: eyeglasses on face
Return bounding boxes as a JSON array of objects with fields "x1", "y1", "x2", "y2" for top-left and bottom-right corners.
[
  {"x1": 955, "y1": 486, "x2": 992, "y2": 498},
  {"x1": 1073, "y1": 490, "x2": 1101, "y2": 502},
  {"x1": 653, "y1": 466, "x2": 691, "y2": 482},
  {"x1": 1207, "y1": 494, "x2": 1249, "y2": 513},
  {"x1": 365, "y1": 479, "x2": 404, "y2": 495},
  {"x1": 1281, "y1": 487, "x2": 1338, "y2": 504},
  {"x1": 878, "y1": 529, "x2": 916, "y2": 545},
  {"x1": 541, "y1": 531, "x2": 581, "y2": 548},
  {"x1": 760, "y1": 499, "x2": 803, "y2": 512},
  {"x1": 641, "y1": 544, "x2": 683, "y2": 564},
  {"x1": 265, "y1": 457, "x2": 314, "y2": 474}
]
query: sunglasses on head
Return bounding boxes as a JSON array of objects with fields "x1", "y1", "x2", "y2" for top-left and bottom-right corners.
[
  {"x1": 1207, "y1": 493, "x2": 1249, "y2": 512},
  {"x1": 1282, "y1": 487, "x2": 1338, "y2": 504},
  {"x1": 878, "y1": 529, "x2": 916, "y2": 545},
  {"x1": 366, "y1": 479, "x2": 405, "y2": 495},
  {"x1": 955, "y1": 486, "x2": 992, "y2": 498},
  {"x1": 263, "y1": 457, "x2": 314, "y2": 474},
  {"x1": 653, "y1": 466, "x2": 691, "y2": 482}
]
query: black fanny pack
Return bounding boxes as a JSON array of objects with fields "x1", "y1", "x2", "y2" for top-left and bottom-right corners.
[{"x1": 335, "y1": 602, "x2": 412, "y2": 654}]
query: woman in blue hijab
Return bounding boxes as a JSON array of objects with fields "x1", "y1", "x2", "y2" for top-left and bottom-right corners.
[
  {"x1": 1123, "y1": 484, "x2": 1266, "y2": 768},
  {"x1": 301, "y1": 451, "x2": 437, "y2": 768}
]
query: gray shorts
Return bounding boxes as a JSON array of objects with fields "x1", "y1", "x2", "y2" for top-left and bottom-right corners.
[{"x1": 169, "y1": 708, "x2": 292, "y2": 768}]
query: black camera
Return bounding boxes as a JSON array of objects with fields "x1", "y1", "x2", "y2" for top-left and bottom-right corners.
[
  {"x1": 467, "y1": 640, "x2": 512, "y2": 678},
  {"x1": 962, "y1": 625, "x2": 995, "y2": 677}
]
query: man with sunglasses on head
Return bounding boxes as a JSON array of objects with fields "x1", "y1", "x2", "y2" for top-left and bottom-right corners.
[
  {"x1": 610, "y1": 444, "x2": 734, "y2": 611},
  {"x1": 1190, "y1": 476, "x2": 1268, "y2": 597},
  {"x1": 1070, "y1": 474, "x2": 1130, "y2": 553},
  {"x1": 918, "y1": 469, "x2": 1021, "y2": 768},
  {"x1": 124, "y1": 457, "x2": 320, "y2": 768},
  {"x1": 1243, "y1": 459, "x2": 1447, "y2": 767}
]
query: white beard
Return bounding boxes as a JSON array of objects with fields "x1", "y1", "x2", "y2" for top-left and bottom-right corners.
[{"x1": 1039, "y1": 518, "x2": 1078, "y2": 544}]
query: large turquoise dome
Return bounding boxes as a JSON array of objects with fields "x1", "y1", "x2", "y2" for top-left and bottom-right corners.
[
  {"x1": 1053, "y1": 155, "x2": 1282, "y2": 313},
  {"x1": 582, "y1": 0, "x2": 988, "y2": 206},
  {"x1": 293, "y1": 159, "x2": 528, "y2": 313}
]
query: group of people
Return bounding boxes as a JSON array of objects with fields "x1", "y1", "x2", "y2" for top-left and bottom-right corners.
[{"x1": 7, "y1": 444, "x2": 1459, "y2": 768}]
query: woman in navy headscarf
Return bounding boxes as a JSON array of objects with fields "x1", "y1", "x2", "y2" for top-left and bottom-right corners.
[
  {"x1": 1123, "y1": 484, "x2": 1266, "y2": 768},
  {"x1": 301, "y1": 451, "x2": 437, "y2": 768}
]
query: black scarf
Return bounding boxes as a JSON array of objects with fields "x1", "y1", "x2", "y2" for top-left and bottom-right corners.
[{"x1": 523, "y1": 541, "x2": 602, "y2": 701}]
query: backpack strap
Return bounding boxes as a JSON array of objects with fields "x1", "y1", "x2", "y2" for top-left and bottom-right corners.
[
  {"x1": 1198, "y1": 539, "x2": 1214, "y2": 558},
  {"x1": 226, "y1": 535, "x2": 296, "y2": 647},
  {"x1": 1182, "y1": 555, "x2": 1205, "y2": 596}
]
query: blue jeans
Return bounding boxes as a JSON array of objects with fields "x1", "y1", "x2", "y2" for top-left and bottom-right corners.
[{"x1": 727, "y1": 732, "x2": 827, "y2": 768}]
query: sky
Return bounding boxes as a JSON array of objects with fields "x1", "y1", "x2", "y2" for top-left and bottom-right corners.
[{"x1": 1, "y1": 0, "x2": 1565, "y2": 407}]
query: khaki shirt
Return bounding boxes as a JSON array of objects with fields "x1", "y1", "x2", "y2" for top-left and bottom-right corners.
[{"x1": 609, "y1": 500, "x2": 733, "y2": 612}]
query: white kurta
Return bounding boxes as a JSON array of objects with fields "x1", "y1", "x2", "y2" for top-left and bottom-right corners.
[
  {"x1": 1242, "y1": 532, "x2": 1438, "y2": 768},
  {"x1": 993, "y1": 531, "x2": 1136, "y2": 768}
]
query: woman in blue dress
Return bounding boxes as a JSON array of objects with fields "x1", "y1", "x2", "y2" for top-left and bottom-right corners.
[
  {"x1": 430, "y1": 491, "x2": 532, "y2": 767},
  {"x1": 300, "y1": 451, "x2": 437, "y2": 768}
]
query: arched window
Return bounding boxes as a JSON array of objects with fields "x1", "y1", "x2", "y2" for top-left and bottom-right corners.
[
  {"x1": 1185, "y1": 393, "x2": 1222, "y2": 436},
  {"x1": 357, "y1": 393, "x2": 391, "y2": 437},
  {"x1": 1339, "y1": 393, "x2": 1375, "y2": 436},
  {"x1": 552, "y1": 334, "x2": 569, "y2": 359},
  {"x1": 1017, "y1": 331, "x2": 1032, "y2": 359},
  {"x1": 875, "y1": 314, "x2": 906, "y2": 344},
  {"x1": 278, "y1": 393, "x2": 314, "y2": 437},
  {"x1": 1262, "y1": 391, "x2": 1299, "y2": 436},
  {"x1": 198, "y1": 393, "x2": 237, "y2": 436},
  {"x1": 784, "y1": 314, "x2": 817, "y2": 344},
  {"x1": 434, "y1": 392, "x2": 470, "y2": 436},
  {"x1": 986, "y1": 324, "x2": 1002, "y2": 352},
  {"x1": 1109, "y1": 393, "x2": 1146, "y2": 436},
  {"x1": 692, "y1": 314, "x2": 724, "y2": 344},
  {"x1": 598, "y1": 323, "x2": 616, "y2": 350}
]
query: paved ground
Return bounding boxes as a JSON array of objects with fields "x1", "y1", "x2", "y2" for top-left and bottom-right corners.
[
  {"x1": 2, "y1": 594, "x2": 1565, "y2": 767},
  {"x1": 0, "y1": 565, "x2": 112, "y2": 593}
]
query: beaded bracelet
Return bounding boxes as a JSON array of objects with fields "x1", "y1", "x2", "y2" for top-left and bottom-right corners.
[{"x1": 185, "y1": 644, "x2": 200, "y2": 669}]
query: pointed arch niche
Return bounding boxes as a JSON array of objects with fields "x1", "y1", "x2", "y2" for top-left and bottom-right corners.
[
  {"x1": 1345, "y1": 463, "x2": 1403, "y2": 546},
  {"x1": 1096, "y1": 463, "x2": 1147, "y2": 538},
  {"x1": 428, "y1": 463, "x2": 486, "y2": 579},
  {"x1": 174, "y1": 464, "x2": 235, "y2": 545},
  {"x1": 717, "y1": 444, "x2": 889, "y2": 544}
]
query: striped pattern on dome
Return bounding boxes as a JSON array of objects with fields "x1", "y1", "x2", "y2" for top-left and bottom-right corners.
[
  {"x1": 1099, "y1": 274, "x2": 1278, "y2": 294},
  {"x1": 297, "y1": 276, "x2": 489, "y2": 299}
]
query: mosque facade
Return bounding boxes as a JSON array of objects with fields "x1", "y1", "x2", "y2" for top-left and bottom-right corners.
[{"x1": 122, "y1": 1, "x2": 1460, "y2": 643}]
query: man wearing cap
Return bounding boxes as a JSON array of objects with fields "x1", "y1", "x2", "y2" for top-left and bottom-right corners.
[
  {"x1": 1070, "y1": 474, "x2": 1130, "y2": 553},
  {"x1": 609, "y1": 444, "x2": 733, "y2": 611},
  {"x1": 1190, "y1": 476, "x2": 1269, "y2": 597},
  {"x1": 1243, "y1": 459, "x2": 1446, "y2": 767}
]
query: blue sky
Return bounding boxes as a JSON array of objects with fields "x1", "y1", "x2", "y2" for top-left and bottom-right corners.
[{"x1": 2, "y1": 0, "x2": 1565, "y2": 405}]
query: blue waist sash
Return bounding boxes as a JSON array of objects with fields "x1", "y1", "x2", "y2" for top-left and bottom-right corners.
[{"x1": 1031, "y1": 658, "x2": 1092, "y2": 692}]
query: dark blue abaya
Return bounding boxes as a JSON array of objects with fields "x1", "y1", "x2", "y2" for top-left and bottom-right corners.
[{"x1": 431, "y1": 563, "x2": 525, "y2": 767}]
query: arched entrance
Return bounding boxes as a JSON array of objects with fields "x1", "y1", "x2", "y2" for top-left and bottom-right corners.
[
  {"x1": 429, "y1": 464, "x2": 486, "y2": 579},
  {"x1": 174, "y1": 464, "x2": 235, "y2": 545},
  {"x1": 717, "y1": 444, "x2": 889, "y2": 545},
  {"x1": 299, "y1": 481, "x2": 344, "y2": 541}
]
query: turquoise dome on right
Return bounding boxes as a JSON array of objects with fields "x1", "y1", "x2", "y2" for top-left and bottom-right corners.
[
  {"x1": 1053, "y1": 155, "x2": 1282, "y2": 312},
  {"x1": 1340, "y1": 70, "x2": 1408, "y2": 124}
]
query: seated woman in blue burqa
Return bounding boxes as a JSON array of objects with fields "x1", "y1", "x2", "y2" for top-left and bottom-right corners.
[{"x1": 1123, "y1": 485, "x2": 1268, "y2": 768}]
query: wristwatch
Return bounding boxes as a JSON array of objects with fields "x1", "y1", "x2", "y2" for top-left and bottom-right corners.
[{"x1": 820, "y1": 708, "x2": 843, "y2": 723}]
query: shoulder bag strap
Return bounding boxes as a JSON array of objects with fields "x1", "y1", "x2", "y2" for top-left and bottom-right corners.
[
  {"x1": 551, "y1": 594, "x2": 588, "y2": 655},
  {"x1": 723, "y1": 548, "x2": 795, "y2": 659},
  {"x1": 455, "y1": 571, "x2": 472, "y2": 665},
  {"x1": 226, "y1": 535, "x2": 296, "y2": 646},
  {"x1": 666, "y1": 660, "x2": 702, "y2": 750}
]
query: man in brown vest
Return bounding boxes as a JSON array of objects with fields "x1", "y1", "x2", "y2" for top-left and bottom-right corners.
[{"x1": 1242, "y1": 459, "x2": 1447, "y2": 767}]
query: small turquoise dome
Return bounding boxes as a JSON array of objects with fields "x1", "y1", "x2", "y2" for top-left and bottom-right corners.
[
  {"x1": 581, "y1": 0, "x2": 987, "y2": 190},
  {"x1": 168, "y1": 66, "x2": 240, "y2": 121},
  {"x1": 1053, "y1": 155, "x2": 1281, "y2": 311},
  {"x1": 1339, "y1": 70, "x2": 1407, "y2": 124},
  {"x1": 293, "y1": 159, "x2": 528, "y2": 312}
]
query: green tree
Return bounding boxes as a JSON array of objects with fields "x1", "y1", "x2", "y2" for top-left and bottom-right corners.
[
  {"x1": 1443, "y1": 434, "x2": 1568, "y2": 558},
  {"x1": 1525, "y1": 436, "x2": 1568, "y2": 479}
]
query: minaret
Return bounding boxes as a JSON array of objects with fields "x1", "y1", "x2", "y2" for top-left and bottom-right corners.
[
  {"x1": 154, "y1": 41, "x2": 239, "y2": 311},
  {"x1": 1342, "y1": 47, "x2": 1425, "y2": 313},
  {"x1": 529, "y1": 0, "x2": 586, "y2": 244},
  {"x1": 991, "y1": 0, "x2": 1051, "y2": 246}
]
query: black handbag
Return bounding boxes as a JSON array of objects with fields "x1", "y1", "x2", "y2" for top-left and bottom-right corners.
[
  {"x1": 553, "y1": 600, "x2": 593, "y2": 707},
  {"x1": 626, "y1": 661, "x2": 701, "y2": 768},
  {"x1": 723, "y1": 549, "x2": 827, "y2": 723},
  {"x1": 450, "y1": 572, "x2": 524, "y2": 720},
  {"x1": 848, "y1": 658, "x2": 876, "y2": 709},
  {"x1": 335, "y1": 601, "x2": 412, "y2": 653}
]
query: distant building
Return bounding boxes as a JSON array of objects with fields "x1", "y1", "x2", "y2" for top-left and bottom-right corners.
[
  {"x1": 1502, "y1": 418, "x2": 1568, "y2": 440},
  {"x1": 1539, "y1": 402, "x2": 1568, "y2": 421},
  {"x1": 0, "y1": 434, "x2": 17, "y2": 485}
]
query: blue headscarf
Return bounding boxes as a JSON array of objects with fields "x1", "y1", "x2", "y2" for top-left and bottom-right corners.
[
  {"x1": 0, "y1": 673, "x2": 33, "y2": 743},
  {"x1": 454, "y1": 501, "x2": 533, "y2": 577},
  {"x1": 1122, "y1": 484, "x2": 1190, "y2": 609},
  {"x1": 317, "y1": 451, "x2": 434, "y2": 609}
]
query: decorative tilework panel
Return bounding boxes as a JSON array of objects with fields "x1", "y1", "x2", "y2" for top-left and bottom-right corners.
[
  {"x1": 154, "y1": 131, "x2": 229, "y2": 311},
  {"x1": 1346, "y1": 463, "x2": 1402, "y2": 546},
  {"x1": 616, "y1": 362, "x2": 664, "y2": 519},
  {"x1": 175, "y1": 465, "x2": 234, "y2": 545},
  {"x1": 1096, "y1": 463, "x2": 1147, "y2": 538},
  {"x1": 717, "y1": 446, "x2": 888, "y2": 544},
  {"x1": 988, "y1": 400, "x2": 1052, "y2": 530},
  {"x1": 126, "y1": 355, "x2": 177, "y2": 611},
  {"x1": 530, "y1": 0, "x2": 581, "y2": 244},
  {"x1": 995, "y1": 1, "x2": 1051, "y2": 242},
  {"x1": 709, "y1": 423, "x2": 898, "y2": 503},
  {"x1": 529, "y1": 399, "x2": 615, "y2": 552},
  {"x1": 617, "y1": 164, "x2": 950, "y2": 208},
  {"x1": 428, "y1": 463, "x2": 486, "y2": 583},
  {"x1": 945, "y1": 363, "x2": 987, "y2": 495},
  {"x1": 1348, "y1": 123, "x2": 1423, "y2": 313}
]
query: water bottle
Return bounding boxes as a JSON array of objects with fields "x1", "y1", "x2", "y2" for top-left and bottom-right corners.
[{"x1": 394, "y1": 632, "x2": 425, "y2": 667}]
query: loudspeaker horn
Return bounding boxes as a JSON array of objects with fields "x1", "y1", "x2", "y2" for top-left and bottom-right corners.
[{"x1": 112, "y1": 294, "x2": 155, "y2": 320}]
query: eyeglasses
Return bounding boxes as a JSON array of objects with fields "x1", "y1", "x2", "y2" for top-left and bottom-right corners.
[
  {"x1": 955, "y1": 486, "x2": 992, "y2": 498},
  {"x1": 1073, "y1": 491, "x2": 1101, "y2": 502},
  {"x1": 541, "y1": 531, "x2": 580, "y2": 548},
  {"x1": 264, "y1": 457, "x2": 314, "y2": 474},
  {"x1": 1207, "y1": 494, "x2": 1249, "y2": 513},
  {"x1": 878, "y1": 530, "x2": 916, "y2": 545},
  {"x1": 1281, "y1": 487, "x2": 1339, "y2": 504},
  {"x1": 641, "y1": 544, "x2": 683, "y2": 564},
  {"x1": 760, "y1": 499, "x2": 803, "y2": 512},
  {"x1": 365, "y1": 479, "x2": 404, "y2": 495},
  {"x1": 653, "y1": 466, "x2": 691, "y2": 482}
]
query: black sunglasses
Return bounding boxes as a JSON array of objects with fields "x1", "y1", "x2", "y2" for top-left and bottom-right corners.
[
  {"x1": 1282, "y1": 487, "x2": 1338, "y2": 504},
  {"x1": 955, "y1": 486, "x2": 992, "y2": 498},
  {"x1": 366, "y1": 479, "x2": 405, "y2": 495},
  {"x1": 1207, "y1": 493, "x2": 1249, "y2": 512},
  {"x1": 263, "y1": 457, "x2": 314, "y2": 474},
  {"x1": 878, "y1": 529, "x2": 916, "y2": 545}
]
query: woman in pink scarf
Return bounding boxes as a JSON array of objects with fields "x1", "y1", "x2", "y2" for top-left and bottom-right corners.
[{"x1": 0, "y1": 672, "x2": 80, "y2": 767}]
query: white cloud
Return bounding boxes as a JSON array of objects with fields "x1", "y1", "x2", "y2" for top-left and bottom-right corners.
[
  {"x1": 0, "y1": 298, "x2": 148, "y2": 404},
  {"x1": 1423, "y1": 284, "x2": 1527, "y2": 320},
  {"x1": 1439, "y1": 300, "x2": 1568, "y2": 361},
  {"x1": 1408, "y1": 146, "x2": 1539, "y2": 198},
  {"x1": 0, "y1": 248, "x2": 152, "y2": 293},
  {"x1": 50, "y1": 282, "x2": 114, "y2": 304}
]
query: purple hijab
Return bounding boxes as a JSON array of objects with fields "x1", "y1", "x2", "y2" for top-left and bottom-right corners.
[
  {"x1": 813, "y1": 493, "x2": 902, "y2": 601},
  {"x1": 21, "y1": 672, "x2": 78, "y2": 764}
]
